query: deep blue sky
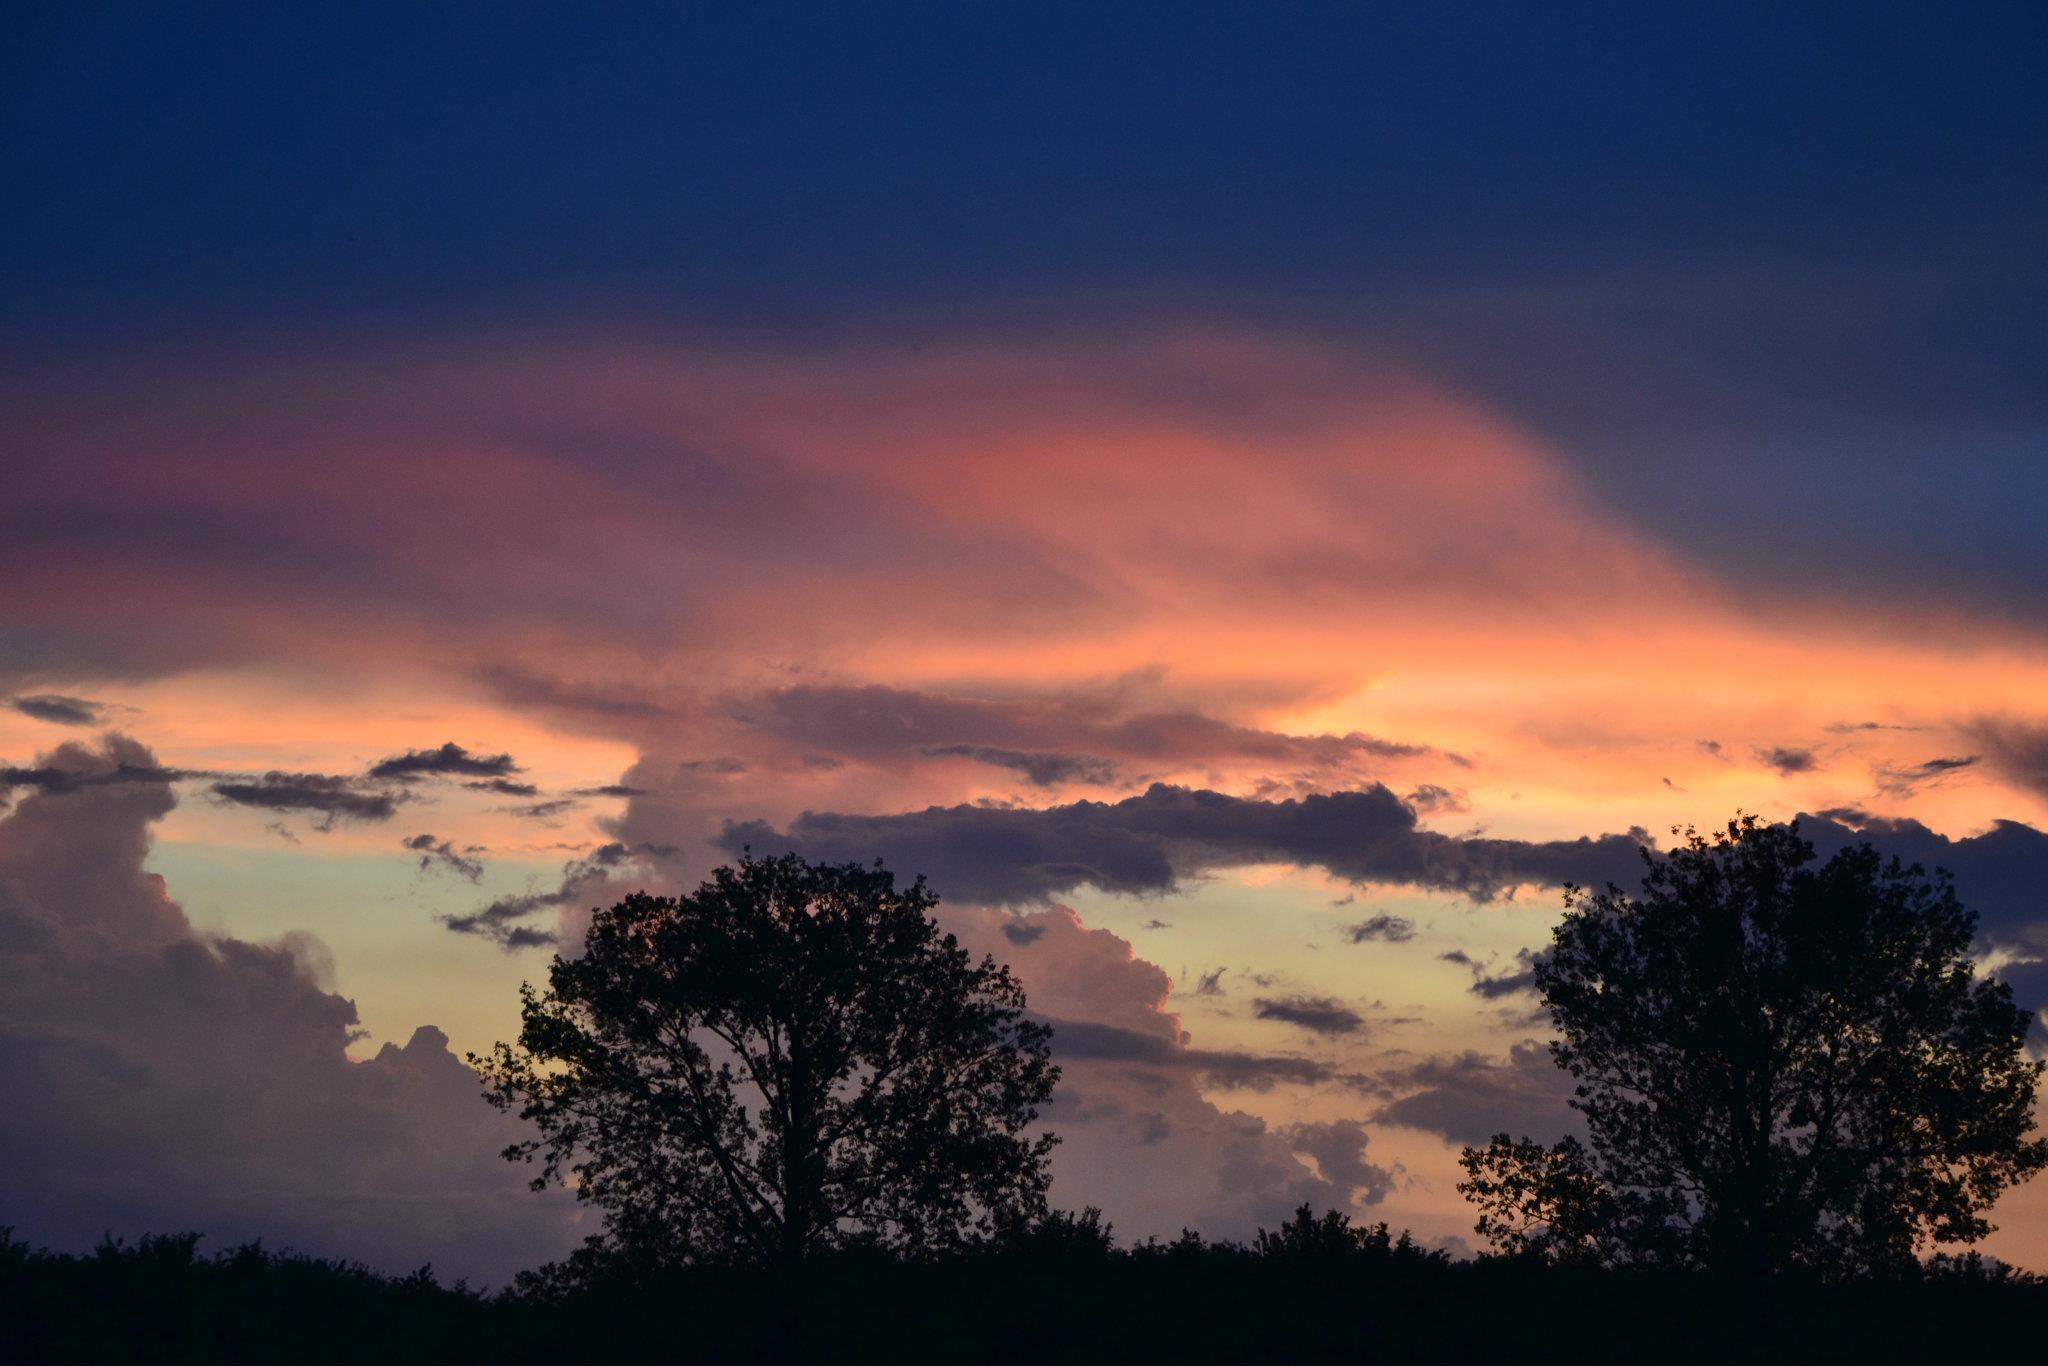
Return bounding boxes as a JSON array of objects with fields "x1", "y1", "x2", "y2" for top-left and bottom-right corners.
[{"x1": 6, "y1": 3, "x2": 2045, "y2": 608}]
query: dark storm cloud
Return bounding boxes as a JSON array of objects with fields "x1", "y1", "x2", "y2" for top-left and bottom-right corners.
[
  {"x1": 402, "y1": 833, "x2": 483, "y2": 881},
  {"x1": 502, "y1": 798, "x2": 580, "y2": 821},
  {"x1": 1253, "y1": 996, "x2": 1366, "y2": 1037},
  {"x1": 1346, "y1": 914, "x2": 1415, "y2": 944},
  {"x1": 719, "y1": 781, "x2": 1650, "y2": 906},
  {"x1": 1, "y1": 760, "x2": 182, "y2": 798},
  {"x1": 1965, "y1": 718, "x2": 2048, "y2": 801},
  {"x1": 1874, "y1": 753, "x2": 1980, "y2": 797},
  {"x1": 1403, "y1": 783, "x2": 1466, "y2": 814},
  {"x1": 1993, "y1": 959, "x2": 2048, "y2": 1045},
  {"x1": 1756, "y1": 746, "x2": 1820, "y2": 775},
  {"x1": 442, "y1": 840, "x2": 671, "y2": 950},
  {"x1": 367, "y1": 742, "x2": 521, "y2": 782},
  {"x1": 1373, "y1": 1042, "x2": 1580, "y2": 1146},
  {"x1": 10, "y1": 694, "x2": 106, "y2": 726},
  {"x1": 569, "y1": 783, "x2": 646, "y2": 798},
  {"x1": 922, "y1": 744, "x2": 1119, "y2": 788},
  {"x1": 465, "y1": 778, "x2": 540, "y2": 797},
  {"x1": 1470, "y1": 967, "x2": 1539, "y2": 999},
  {"x1": 442, "y1": 892, "x2": 563, "y2": 949},
  {"x1": 739, "y1": 683, "x2": 1432, "y2": 779},
  {"x1": 1443, "y1": 947, "x2": 1544, "y2": 1000},
  {"x1": 209, "y1": 772, "x2": 400, "y2": 825},
  {"x1": 1797, "y1": 811, "x2": 2048, "y2": 955},
  {"x1": 1042, "y1": 1018, "x2": 1340, "y2": 1092}
]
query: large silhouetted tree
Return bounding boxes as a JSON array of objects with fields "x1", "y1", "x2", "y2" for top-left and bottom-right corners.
[
  {"x1": 1460, "y1": 816, "x2": 2046, "y2": 1278},
  {"x1": 475, "y1": 854, "x2": 1059, "y2": 1271}
]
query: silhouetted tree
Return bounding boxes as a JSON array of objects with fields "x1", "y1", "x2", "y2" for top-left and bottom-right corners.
[
  {"x1": 994, "y1": 1205, "x2": 1117, "y2": 1261},
  {"x1": 1252, "y1": 1204, "x2": 1445, "y2": 1267},
  {"x1": 1457, "y1": 1134, "x2": 1630, "y2": 1267},
  {"x1": 1461, "y1": 816, "x2": 2046, "y2": 1278},
  {"x1": 475, "y1": 854, "x2": 1060, "y2": 1271},
  {"x1": 1255, "y1": 1204, "x2": 1371, "y2": 1261}
]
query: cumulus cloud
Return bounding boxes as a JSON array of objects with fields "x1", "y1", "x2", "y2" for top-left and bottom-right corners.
[
  {"x1": 720, "y1": 782, "x2": 1651, "y2": 906},
  {"x1": 0, "y1": 735, "x2": 577, "y2": 1282},
  {"x1": 209, "y1": 772, "x2": 400, "y2": 826},
  {"x1": 1253, "y1": 996, "x2": 1366, "y2": 1036},
  {"x1": 10, "y1": 694, "x2": 106, "y2": 726},
  {"x1": 947, "y1": 905, "x2": 1387, "y2": 1235},
  {"x1": 1284, "y1": 1119, "x2": 1395, "y2": 1207},
  {"x1": 367, "y1": 742, "x2": 520, "y2": 783}
]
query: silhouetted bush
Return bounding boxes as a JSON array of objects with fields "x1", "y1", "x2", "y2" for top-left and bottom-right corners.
[
  {"x1": 9, "y1": 1220, "x2": 2046, "y2": 1365},
  {"x1": 0, "y1": 1227, "x2": 490, "y2": 1364}
]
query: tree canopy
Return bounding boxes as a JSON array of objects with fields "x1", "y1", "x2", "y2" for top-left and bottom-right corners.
[
  {"x1": 475, "y1": 854, "x2": 1059, "y2": 1271},
  {"x1": 1460, "y1": 815, "x2": 2046, "y2": 1277}
]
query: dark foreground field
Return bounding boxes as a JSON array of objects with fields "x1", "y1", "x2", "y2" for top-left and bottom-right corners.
[{"x1": 6, "y1": 1231, "x2": 2045, "y2": 1365}]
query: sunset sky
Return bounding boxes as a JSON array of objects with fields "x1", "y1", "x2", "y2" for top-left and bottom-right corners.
[{"x1": 5, "y1": 5, "x2": 2047, "y2": 1283}]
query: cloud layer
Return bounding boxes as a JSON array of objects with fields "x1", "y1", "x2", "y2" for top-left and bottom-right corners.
[
  {"x1": 720, "y1": 782, "x2": 1651, "y2": 906},
  {"x1": 0, "y1": 736, "x2": 579, "y2": 1282}
]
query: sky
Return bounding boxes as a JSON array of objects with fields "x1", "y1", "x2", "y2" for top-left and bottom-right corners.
[{"x1": 4, "y1": 3, "x2": 2048, "y2": 1283}]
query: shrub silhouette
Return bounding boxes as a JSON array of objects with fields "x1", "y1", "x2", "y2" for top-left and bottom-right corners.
[
  {"x1": 6, "y1": 1214, "x2": 2046, "y2": 1363},
  {"x1": 475, "y1": 853, "x2": 1059, "y2": 1275},
  {"x1": 1250, "y1": 1203, "x2": 1444, "y2": 1267},
  {"x1": 995, "y1": 1204, "x2": 1118, "y2": 1261},
  {"x1": 1460, "y1": 815, "x2": 2047, "y2": 1278}
]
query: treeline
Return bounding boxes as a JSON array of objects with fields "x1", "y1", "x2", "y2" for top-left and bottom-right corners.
[{"x1": 7, "y1": 1216, "x2": 2045, "y2": 1366}]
